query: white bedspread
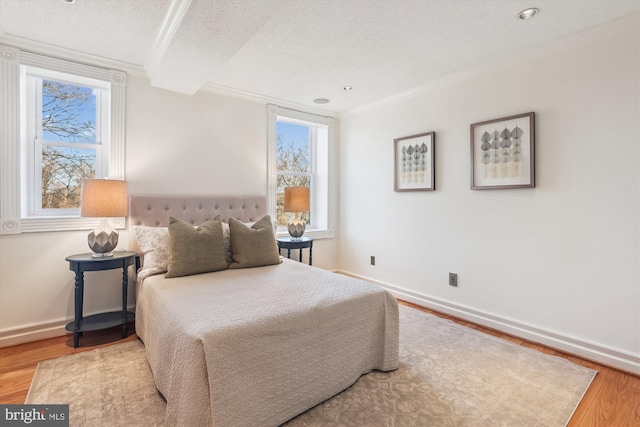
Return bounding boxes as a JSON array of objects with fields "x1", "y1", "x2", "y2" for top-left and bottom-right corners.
[{"x1": 136, "y1": 258, "x2": 399, "y2": 427}]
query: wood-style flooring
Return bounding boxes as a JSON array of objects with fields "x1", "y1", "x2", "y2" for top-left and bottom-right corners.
[{"x1": 0, "y1": 301, "x2": 638, "y2": 426}]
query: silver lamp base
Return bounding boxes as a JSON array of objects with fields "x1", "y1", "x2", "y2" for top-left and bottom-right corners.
[
  {"x1": 287, "y1": 218, "x2": 306, "y2": 240},
  {"x1": 88, "y1": 219, "x2": 119, "y2": 257}
]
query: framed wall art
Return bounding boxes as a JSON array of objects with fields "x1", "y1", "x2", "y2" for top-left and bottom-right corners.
[
  {"x1": 470, "y1": 112, "x2": 535, "y2": 190},
  {"x1": 394, "y1": 131, "x2": 435, "y2": 192}
]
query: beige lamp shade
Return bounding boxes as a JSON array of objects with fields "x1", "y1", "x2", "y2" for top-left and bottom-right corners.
[
  {"x1": 284, "y1": 186, "x2": 310, "y2": 212},
  {"x1": 80, "y1": 179, "x2": 128, "y2": 217}
]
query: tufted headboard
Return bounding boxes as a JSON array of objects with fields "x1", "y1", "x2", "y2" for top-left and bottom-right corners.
[{"x1": 128, "y1": 194, "x2": 268, "y2": 254}]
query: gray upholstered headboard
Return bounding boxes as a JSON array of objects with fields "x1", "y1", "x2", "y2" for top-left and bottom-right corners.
[
  {"x1": 128, "y1": 194, "x2": 268, "y2": 255},
  {"x1": 129, "y1": 194, "x2": 268, "y2": 227}
]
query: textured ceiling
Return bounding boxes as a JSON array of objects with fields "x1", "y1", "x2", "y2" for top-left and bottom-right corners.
[{"x1": 1, "y1": 0, "x2": 639, "y2": 114}]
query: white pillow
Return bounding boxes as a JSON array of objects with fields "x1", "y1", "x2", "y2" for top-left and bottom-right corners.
[
  {"x1": 221, "y1": 221, "x2": 233, "y2": 265},
  {"x1": 133, "y1": 226, "x2": 170, "y2": 277}
]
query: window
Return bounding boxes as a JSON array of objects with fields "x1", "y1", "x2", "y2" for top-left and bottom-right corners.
[
  {"x1": 24, "y1": 69, "x2": 109, "y2": 217},
  {"x1": 0, "y1": 45, "x2": 126, "y2": 234},
  {"x1": 268, "y1": 105, "x2": 334, "y2": 238}
]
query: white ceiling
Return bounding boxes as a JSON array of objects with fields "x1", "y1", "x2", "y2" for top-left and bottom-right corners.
[{"x1": 1, "y1": 0, "x2": 638, "y2": 114}]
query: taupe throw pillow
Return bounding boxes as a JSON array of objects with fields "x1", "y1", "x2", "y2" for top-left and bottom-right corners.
[
  {"x1": 165, "y1": 216, "x2": 229, "y2": 278},
  {"x1": 229, "y1": 215, "x2": 281, "y2": 269}
]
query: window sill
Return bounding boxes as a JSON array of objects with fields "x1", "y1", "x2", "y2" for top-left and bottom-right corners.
[{"x1": 275, "y1": 228, "x2": 333, "y2": 240}]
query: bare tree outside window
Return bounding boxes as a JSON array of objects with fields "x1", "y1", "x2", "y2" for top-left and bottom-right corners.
[
  {"x1": 42, "y1": 81, "x2": 97, "y2": 142},
  {"x1": 276, "y1": 122, "x2": 311, "y2": 225},
  {"x1": 42, "y1": 147, "x2": 95, "y2": 209},
  {"x1": 40, "y1": 80, "x2": 98, "y2": 209}
]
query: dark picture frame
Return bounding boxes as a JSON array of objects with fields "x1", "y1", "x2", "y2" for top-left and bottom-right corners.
[
  {"x1": 470, "y1": 112, "x2": 535, "y2": 190},
  {"x1": 394, "y1": 132, "x2": 435, "y2": 192}
]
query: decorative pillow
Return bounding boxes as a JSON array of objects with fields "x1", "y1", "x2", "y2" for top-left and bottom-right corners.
[
  {"x1": 133, "y1": 226, "x2": 170, "y2": 277},
  {"x1": 246, "y1": 218, "x2": 278, "y2": 234},
  {"x1": 216, "y1": 216, "x2": 276, "y2": 265},
  {"x1": 165, "y1": 216, "x2": 229, "y2": 278},
  {"x1": 228, "y1": 215, "x2": 281, "y2": 269}
]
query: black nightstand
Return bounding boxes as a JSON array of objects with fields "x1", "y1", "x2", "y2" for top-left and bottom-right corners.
[
  {"x1": 277, "y1": 236, "x2": 314, "y2": 265},
  {"x1": 65, "y1": 251, "x2": 137, "y2": 347}
]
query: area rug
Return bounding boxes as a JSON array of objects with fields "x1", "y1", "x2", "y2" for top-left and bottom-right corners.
[{"x1": 26, "y1": 305, "x2": 596, "y2": 427}]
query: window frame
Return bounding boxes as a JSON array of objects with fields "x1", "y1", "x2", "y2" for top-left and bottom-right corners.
[
  {"x1": 25, "y1": 69, "x2": 110, "y2": 217},
  {"x1": 0, "y1": 45, "x2": 126, "y2": 234},
  {"x1": 267, "y1": 105, "x2": 334, "y2": 239}
]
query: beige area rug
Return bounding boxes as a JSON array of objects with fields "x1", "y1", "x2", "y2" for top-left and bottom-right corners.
[{"x1": 27, "y1": 305, "x2": 596, "y2": 427}]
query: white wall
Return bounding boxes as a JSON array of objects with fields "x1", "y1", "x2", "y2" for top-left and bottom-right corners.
[
  {"x1": 337, "y1": 16, "x2": 639, "y2": 372},
  {"x1": 0, "y1": 76, "x2": 339, "y2": 346},
  {"x1": 126, "y1": 79, "x2": 267, "y2": 195}
]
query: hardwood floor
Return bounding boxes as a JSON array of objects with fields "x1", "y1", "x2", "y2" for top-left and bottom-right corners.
[
  {"x1": 0, "y1": 323, "x2": 137, "y2": 405},
  {"x1": 0, "y1": 302, "x2": 638, "y2": 426}
]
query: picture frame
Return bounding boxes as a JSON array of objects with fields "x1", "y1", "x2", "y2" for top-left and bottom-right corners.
[
  {"x1": 394, "y1": 131, "x2": 435, "y2": 192},
  {"x1": 470, "y1": 112, "x2": 535, "y2": 190}
]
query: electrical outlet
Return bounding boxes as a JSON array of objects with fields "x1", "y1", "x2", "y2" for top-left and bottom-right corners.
[
  {"x1": 370, "y1": 256, "x2": 376, "y2": 266},
  {"x1": 449, "y1": 273, "x2": 458, "y2": 287}
]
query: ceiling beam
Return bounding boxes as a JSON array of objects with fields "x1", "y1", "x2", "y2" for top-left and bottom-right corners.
[{"x1": 145, "y1": 0, "x2": 192, "y2": 83}]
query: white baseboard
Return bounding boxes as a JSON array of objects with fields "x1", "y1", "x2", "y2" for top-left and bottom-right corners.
[
  {"x1": 0, "y1": 305, "x2": 136, "y2": 348},
  {"x1": 339, "y1": 270, "x2": 640, "y2": 375},
  {"x1": 4, "y1": 277, "x2": 639, "y2": 376},
  {"x1": 0, "y1": 321, "x2": 69, "y2": 348}
]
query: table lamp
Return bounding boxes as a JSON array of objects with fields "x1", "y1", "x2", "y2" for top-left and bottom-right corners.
[
  {"x1": 284, "y1": 186, "x2": 310, "y2": 240},
  {"x1": 80, "y1": 179, "x2": 128, "y2": 257}
]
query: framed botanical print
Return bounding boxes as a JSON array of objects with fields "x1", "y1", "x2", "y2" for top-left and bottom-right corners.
[
  {"x1": 470, "y1": 112, "x2": 535, "y2": 189},
  {"x1": 394, "y1": 132, "x2": 435, "y2": 192}
]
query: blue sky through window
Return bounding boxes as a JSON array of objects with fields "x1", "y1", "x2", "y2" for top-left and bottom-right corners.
[
  {"x1": 41, "y1": 80, "x2": 97, "y2": 144},
  {"x1": 277, "y1": 120, "x2": 311, "y2": 174},
  {"x1": 277, "y1": 121, "x2": 309, "y2": 151}
]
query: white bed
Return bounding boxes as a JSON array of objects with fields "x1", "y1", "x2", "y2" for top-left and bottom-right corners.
[{"x1": 129, "y1": 195, "x2": 399, "y2": 426}]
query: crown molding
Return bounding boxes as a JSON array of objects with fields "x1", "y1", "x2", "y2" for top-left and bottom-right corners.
[
  {"x1": 0, "y1": 34, "x2": 147, "y2": 77},
  {"x1": 7, "y1": 11, "x2": 633, "y2": 119},
  {"x1": 1, "y1": 32, "x2": 339, "y2": 118},
  {"x1": 201, "y1": 81, "x2": 339, "y2": 118},
  {"x1": 342, "y1": 12, "x2": 640, "y2": 118}
]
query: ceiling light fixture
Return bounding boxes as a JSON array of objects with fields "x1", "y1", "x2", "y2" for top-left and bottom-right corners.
[
  {"x1": 517, "y1": 8, "x2": 539, "y2": 20},
  {"x1": 313, "y1": 98, "x2": 330, "y2": 104},
  {"x1": 59, "y1": 0, "x2": 76, "y2": 3},
  {"x1": 343, "y1": 86, "x2": 353, "y2": 91}
]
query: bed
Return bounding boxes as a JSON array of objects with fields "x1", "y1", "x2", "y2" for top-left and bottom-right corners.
[{"x1": 129, "y1": 194, "x2": 399, "y2": 426}]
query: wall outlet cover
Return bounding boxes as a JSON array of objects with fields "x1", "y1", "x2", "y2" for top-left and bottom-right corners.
[{"x1": 449, "y1": 273, "x2": 458, "y2": 287}]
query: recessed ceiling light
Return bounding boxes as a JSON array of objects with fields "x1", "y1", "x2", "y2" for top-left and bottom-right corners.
[
  {"x1": 517, "y1": 8, "x2": 539, "y2": 20},
  {"x1": 343, "y1": 86, "x2": 353, "y2": 91},
  {"x1": 313, "y1": 98, "x2": 330, "y2": 104},
  {"x1": 59, "y1": 0, "x2": 76, "y2": 3}
]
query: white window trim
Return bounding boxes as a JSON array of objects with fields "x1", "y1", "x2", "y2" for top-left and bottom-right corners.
[
  {"x1": 26, "y1": 68, "x2": 109, "y2": 217},
  {"x1": 267, "y1": 104, "x2": 335, "y2": 239},
  {"x1": 0, "y1": 45, "x2": 127, "y2": 234}
]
